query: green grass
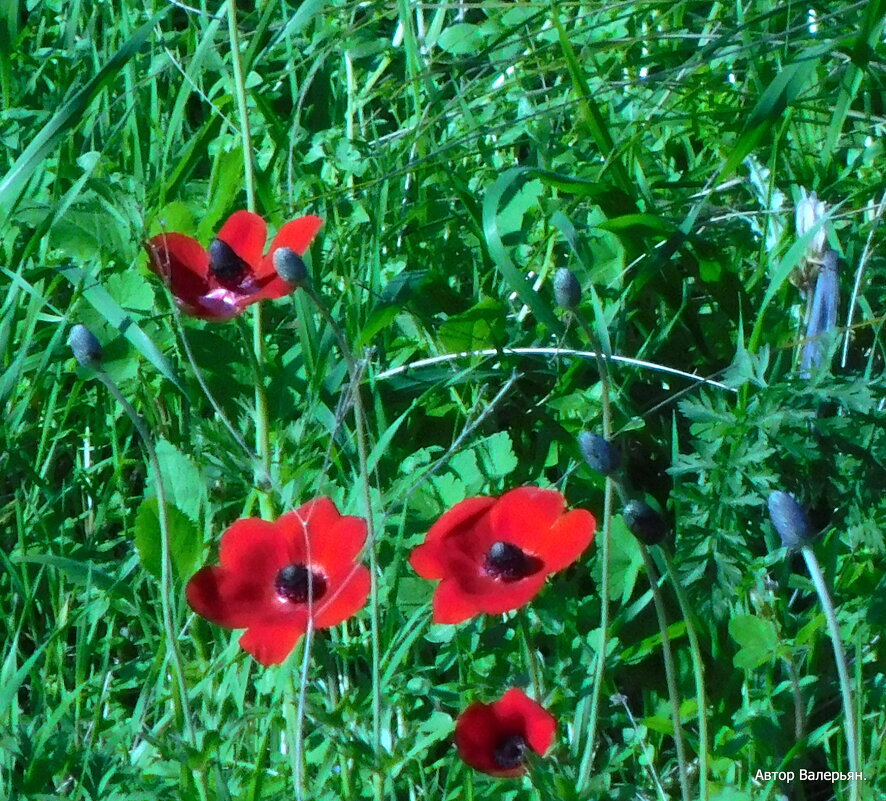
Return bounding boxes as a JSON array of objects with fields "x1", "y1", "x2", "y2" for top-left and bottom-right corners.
[{"x1": 2, "y1": 1, "x2": 886, "y2": 799}]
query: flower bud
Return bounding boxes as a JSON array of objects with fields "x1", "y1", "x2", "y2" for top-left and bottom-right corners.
[
  {"x1": 578, "y1": 431, "x2": 620, "y2": 476},
  {"x1": 273, "y1": 247, "x2": 309, "y2": 286},
  {"x1": 553, "y1": 268, "x2": 581, "y2": 310},
  {"x1": 622, "y1": 500, "x2": 668, "y2": 545},
  {"x1": 767, "y1": 490, "x2": 813, "y2": 550},
  {"x1": 68, "y1": 324, "x2": 104, "y2": 369}
]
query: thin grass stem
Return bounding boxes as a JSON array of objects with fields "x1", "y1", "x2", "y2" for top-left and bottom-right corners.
[
  {"x1": 227, "y1": 0, "x2": 272, "y2": 520},
  {"x1": 96, "y1": 371, "x2": 207, "y2": 800},
  {"x1": 571, "y1": 305, "x2": 615, "y2": 792},
  {"x1": 304, "y1": 284, "x2": 384, "y2": 801},
  {"x1": 660, "y1": 548, "x2": 709, "y2": 801},
  {"x1": 801, "y1": 547, "x2": 860, "y2": 801},
  {"x1": 640, "y1": 546, "x2": 691, "y2": 801}
]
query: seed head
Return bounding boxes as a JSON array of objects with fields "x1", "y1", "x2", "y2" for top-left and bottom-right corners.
[
  {"x1": 767, "y1": 490, "x2": 813, "y2": 551},
  {"x1": 273, "y1": 247, "x2": 309, "y2": 286},
  {"x1": 578, "y1": 431, "x2": 620, "y2": 476},
  {"x1": 623, "y1": 500, "x2": 668, "y2": 545},
  {"x1": 68, "y1": 324, "x2": 104, "y2": 369},
  {"x1": 553, "y1": 268, "x2": 582, "y2": 310}
]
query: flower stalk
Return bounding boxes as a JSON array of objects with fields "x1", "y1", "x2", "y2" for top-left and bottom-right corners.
[{"x1": 801, "y1": 547, "x2": 860, "y2": 801}]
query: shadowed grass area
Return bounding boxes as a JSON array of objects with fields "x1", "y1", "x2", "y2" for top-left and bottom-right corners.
[{"x1": 2, "y1": 2, "x2": 886, "y2": 800}]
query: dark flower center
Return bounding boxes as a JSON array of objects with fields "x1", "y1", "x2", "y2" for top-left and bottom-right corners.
[
  {"x1": 493, "y1": 734, "x2": 528, "y2": 770},
  {"x1": 483, "y1": 541, "x2": 543, "y2": 583},
  {"x1": 274, "y1": 564, "x2": 328, "y2": 604},
  {"x1": 209, "y1": 238, "x2": 251, "y2": 285}
]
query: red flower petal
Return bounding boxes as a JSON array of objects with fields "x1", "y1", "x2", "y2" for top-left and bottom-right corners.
[
  {"x1": 219, "y1": 518, "x2": 292, "y2": 575},
  {"x1": 249, "y1": 275, "x2": 296, "y2": 302},
  {"x1": 186, "y1": 502, "x2": 370, "y2": 665},
  {"x1": 455, "y1": 700, "x2": 510, "y2": 776},
  {"x1": 187, "y1": 519, "x2": 295, "y2": 629},
  {"x1": 255, "y1": 214, "x2": 322, "y2": 275},
  {"x1": 454, "y1": 688, "x2": 556, "y2": 777},
  {"x1": 315, "y1": 564, "x2": 371, "y2": 628},
  {"x1": 424, "y1": 496, "x2": 497, "y2": 545},
  {"x1": 271, "y1": 215, "x2": 324, "y2": 255},
  {"x1": 473, "y1": 573, "x2": 547, "y2": 616},
  {"x1": 532, "y1": 509, "x2": 596, "y2": 572},
  {"x1": 496, "y1": 688, "x2": 557, "y2": 756},
  {"x1": 411, "y1": 487, "x2": 595, "y2": 624},
  {"x1": 186, "y1": 565, "x2": 277, "y2": 629},
  {"x1": 145, "y1": 233, "x2": 211, "y2": 313},
  {"x1": 432, "y1": 577, "x2": 486, "y2": 625},
  {"x1": 239, "y1": 622, "x2": 305, "y2": 666},
  {"x1": 217, "y1": 210, "x2": 267, "y2": 269},
  {"x1": 490, "y1": 487, "x2": 566, "y2": 553}
]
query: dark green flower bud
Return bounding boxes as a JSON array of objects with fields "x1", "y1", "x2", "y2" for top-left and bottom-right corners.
[
  {"x1": 578, "y1": 431, "x2": 620, "y2": 476},
  {"x1": 767, "y1": 491, "x2": 813, "y2": 550},
  {"x1": 554, "y1": 268, "x2": 581, "y2": 310},
  {"x1": 273, "y1": 247, "x2": 308, "y2": 286},
  {"x1": 68, "y1": 324, "x2": 103, "y2": 369},
  {"x1": 623, "y1": 500, "x2": 668, "y2": 545}
]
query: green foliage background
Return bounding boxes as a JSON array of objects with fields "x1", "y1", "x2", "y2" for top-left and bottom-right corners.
[{"x1": 1, "y1": 1, "x2": 885, "y2": 799}]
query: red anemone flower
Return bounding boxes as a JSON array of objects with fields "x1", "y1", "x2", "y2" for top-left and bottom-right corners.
[
  {"x1": 455, "y1": 688, "x2": 556, "y2": 777},
  {"x1": 409, "y1": 487, "x2": 595, "y2": 624},
  {"x1": 145, "y1": 210, "x2": 322, "y2": 321},
  {"x1": 186, "y1": 498, "x2": 370, "y2": 666}
]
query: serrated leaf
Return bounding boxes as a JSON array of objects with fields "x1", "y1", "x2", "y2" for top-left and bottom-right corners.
[
  {"x1": 134, "y1": 498, "x2": 202, "y2": 582},
  {"x1": 729, "y1": 614, "x2": 780, "y2": 669},
  {"x1": 437, "y1": 23, "x2": 485, "y2": 55},
  {"x1": 475, "y1": 431, "x2": 518, "y2": 480},
  {"x1": 153, "y1": 439, "x2": 206, "y2": 522},
  {"x1": 106, "y1": 271, "x2": 156, "y2": 313}
]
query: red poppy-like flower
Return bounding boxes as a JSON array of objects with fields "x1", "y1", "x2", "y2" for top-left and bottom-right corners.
[
  {"x1": 409, "y1": 487, "x2": 595, "y2": 624},
  {"x1": 455, "y1": 688, "x2": 556, "y2": 777},
  {"x1": 186, "y1": 498, "x2": 370, "y2": 666},
  {"x1": 145, "y1": 210, "x2": 322, "y2": 321}
]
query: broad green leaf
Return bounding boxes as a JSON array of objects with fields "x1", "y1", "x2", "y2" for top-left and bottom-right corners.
[
  {"x1": 153, "y1": 439, "x2": 206, "y2": 523},
  {"x1": 437, "y1": 23, "x2": 485, "y2": 55},
  {"x1": 438, "y1": 298, "x2": 506, "y2": 352},
  {"x1": 594, "y1": 516, "x2": 643, "y2": 604},
  {"x1": 134, "y1": 498, "x2": 203, "y2": 582}
]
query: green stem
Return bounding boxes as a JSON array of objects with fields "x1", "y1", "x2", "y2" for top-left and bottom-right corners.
[
  {"x1": 519, "y1": 611, "x2": 543, "y2": 700},
  {"x1": 236, "y1": 316, "x2": 274, "y2": 518},
  {"x1": 660, "y1": 548, "x2": 709, "y2": 801},
  {"x1": 305, "y1": 285, "x2": 383, "y2": 800},
  {"x1": 801, "y1": 547, "x2": 860, "y2": 801},
  {"x1": 174, "y1": 313, "x2": 267, "y2": 480},
  {"x1": 227, "y1": 0, "x2": 271, "y2": 519},
  {"x1": 640, "y1": 546, "x2": 691, "y2": 801},
  {"x1": 572, "y1": 307, "x2": 614, "y2": 791},
  {"x1": 97, "y1": 371, "x2": 207, "y2": 800},
  {"x1": 227, "y1": 0, "x2": 256, "y2": 211},
  {"x1": 293, "y1": 627, "x2": 314, "y2": 801},
  {"x1": 577, "y1": 476, "x2": 613, "y2": 789}
]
